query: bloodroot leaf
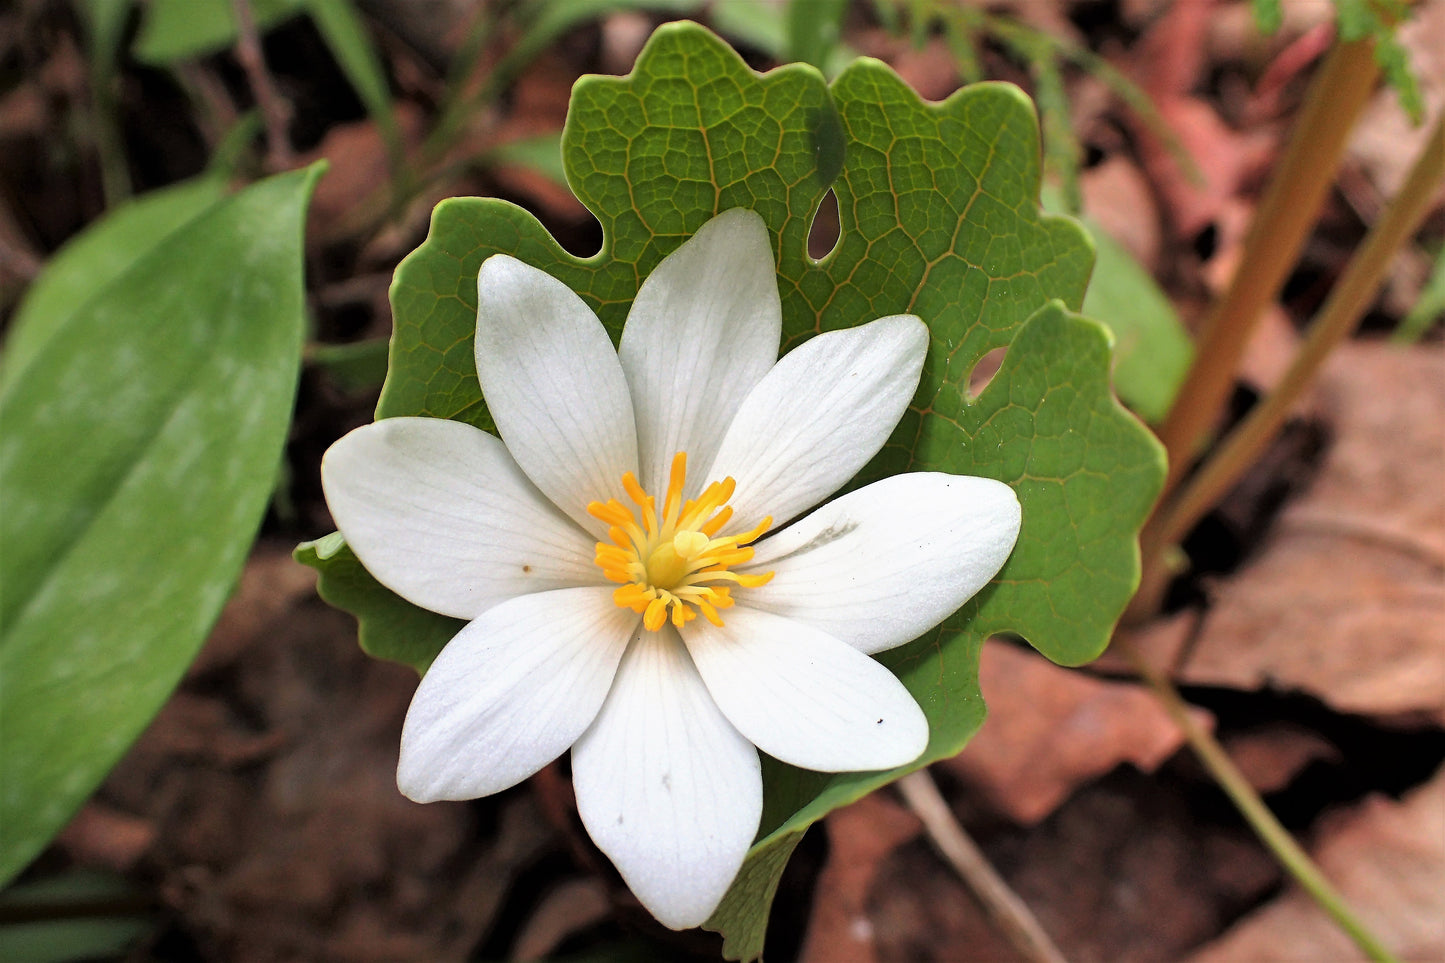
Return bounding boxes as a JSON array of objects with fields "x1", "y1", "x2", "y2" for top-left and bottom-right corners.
[{"x1": 300, "y1": 22, "x2": 1164, "y2": 960}]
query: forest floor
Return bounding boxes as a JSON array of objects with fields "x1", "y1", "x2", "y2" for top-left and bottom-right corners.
[{"x1": 2, "y1": 0, "x2": 1442, "y2": 960}]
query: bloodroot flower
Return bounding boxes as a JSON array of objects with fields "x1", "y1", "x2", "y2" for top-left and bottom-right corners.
[{"x1": 321, "y1": 209, "x2": 1021, "y2": 929}]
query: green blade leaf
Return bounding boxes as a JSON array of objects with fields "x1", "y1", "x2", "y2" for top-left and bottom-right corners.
[
  {"x1": 0, "y1": 165, "x2": 321, "y2": 885},
  {"x1": 2, "y1": 176, "x2": 227, "y2": 388},
  {"x1": 132, "y1": 0, "x2": 305, "y2": 63},
  {"x1": 1077, "y1": 222, "x2": 1193, "y2": 423},
  {"x1": 0, "y1": 871, "x2": 150, "y2": 963},
  {"x1": 302, "y1": 0, "x2": 403, "y2": 168},
  {"x1": 1041, "y1": 186, "x2": 1194, "y2": 423},
  {"x1": 302, "y1": 22, "x2": 1164, "y2": 958}
]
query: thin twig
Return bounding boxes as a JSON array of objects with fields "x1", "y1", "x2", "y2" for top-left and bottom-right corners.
[
  {"x1": 897, "y1": 770, "x2": 1069, "y2": 963},
  {"x1": 230, "y1": 0, "x2": 293, "y2": 170},
  {"x1": 1276, "y1": 510, "x2": 1445, "y2": 572},
  {"x1": 0, "y1": 224, "x2": 43, "y2": 282},
  {"x1": 1115, "y1": 635, "x2": 1401, "y2": 962}
]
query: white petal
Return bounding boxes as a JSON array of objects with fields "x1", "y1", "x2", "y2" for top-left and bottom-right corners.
[
  {"x1": 619, "y1": 209, "x2": 782, "y2": 497},
  {"x1": 476, "y1": 255, "x2": 638, "y2": 535},
  {"x1": 706, "y1": 315, "x2": 928, "y2": 532},
  {"x1": 681, "y1": 607, "x2": 928, "y2": 773},
  {"x1": 397, "y1": 586, "x2": 637, "y2": 802},
  {"x1": 573, "y1": 627, "x2": 761, "y2": 930},
  {"x1": 321, "y1": 417, "x2": 598, "y2": 620},
  {"x1": 740, "y1": 472, "x2": 1021, "y2": 654}
]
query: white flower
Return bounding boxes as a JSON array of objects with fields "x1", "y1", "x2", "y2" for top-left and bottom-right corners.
[{"x1": 321, "y1": 209, "x2": 1021, "y2": 929}]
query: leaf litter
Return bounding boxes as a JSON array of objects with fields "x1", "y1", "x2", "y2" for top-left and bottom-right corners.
[{"x1": 7, "y1": 1, "x2": 1444, "y2": 960}]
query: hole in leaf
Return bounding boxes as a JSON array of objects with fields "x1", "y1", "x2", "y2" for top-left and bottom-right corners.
[
  {"x1": 967, "y1": 345, "x2": 1009, "y2": 399},
  {"x1": 807, "y1": 188, "x2": 840, "y2": 262}
]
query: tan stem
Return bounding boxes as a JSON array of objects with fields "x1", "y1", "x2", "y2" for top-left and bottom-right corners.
[
  {"x1": 230, "y1": 0, "x2": 294, "y2": 170},
  {"x1": 1153, "y1": 37, "x2": 1378, "y2": 498},
  {"x1": 1116, "y1": 636, "x2": 1401, "y2": 962},
  {"x1": 1154, "y1": 114, "x2": 1445, "y2": 549},
  {"x1": 897, "y1": 770, "x2": 1070, "y2": 963}
]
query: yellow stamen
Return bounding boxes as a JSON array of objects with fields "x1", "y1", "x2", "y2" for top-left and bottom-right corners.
[{"x1": 586, "y1": 451, "x2": 775, "y2": 631}]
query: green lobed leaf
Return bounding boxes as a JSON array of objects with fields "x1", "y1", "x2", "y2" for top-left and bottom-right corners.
[
  {"x1": 0, "y1": 166, "x2": 320, "y2": 886},
  {"x1": 295, "y1": 534, "x2": 460, "y2": 673},
  {"x1": 301, "y1": 22, "x2": 1163, "y2": 959}
]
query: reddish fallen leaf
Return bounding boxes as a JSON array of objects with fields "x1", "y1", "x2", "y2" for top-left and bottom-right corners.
[
  {"x1": 1221, "y1": 724, "x2": 1340, "y2": 794},
  {"x1": 1234, "y1": 304, "x2": 1302, "y2": 393},
  {"x1": 1186, "y1": 764, "x2": 1445, "y2": 962},
  {"x1": 941, "y1": 641, "x2": 1211, "y2": 825},
  {"x1": 891, "y1": 37, "x2": 964, "y2": 103},
  {"x1": 1124, "y1": 0, "x2": 1278, "y2": 240},
  {"x1": 301, "y1": 103, "x2": 427, "y2": 238},
  {"x1": 1177, "y1": 343, "x2": 1445, "y2": 723},
  {"x1": 1081, "y1": 155, "x2": 1163, "y2": 274},
  {"x1": 867, "y1": 828, "x2": 1025, "y2": 963},
  {"x1": 56, "y1": 802, "x2": 157, "y2": 873},
  {"x1": 799, "y1": 791, "x2": 922, "y2": 963},
  {"x1": 483, "y1": 51, "x2": 588, "y2": 223},
  {"x1": 1134, "y1": 95, "x2": 1275, "y2": 241},
  {"x1": 880, "y1": 772, "x2": 1279, "y2": 963},
  {"x1": 77, "y1": 545, "x2": 561, "y2": 962},
  {"x1": 511, "y1": 877, "x2": 612, "y2": 961}
]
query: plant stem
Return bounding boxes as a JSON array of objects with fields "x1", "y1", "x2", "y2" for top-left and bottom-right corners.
[
  {"x1": 897, "y1": 770, "x2": 1070, "y2": 963},
  {"x1": 1115, "y1": 636, "x2": 1401, "y2": 962},
  {"x1": 1153, "y1": 114, "x2": 1444, "y2": 550},
  {"x1": 91, "y1": 85, "x2": 131, "y2": 208},
  {"x1": 1130, "y1": 34, "x2": 1383, "y2": 621},
  {"x1": 1153, "y1": 36, "x2": 1378, "y2": 499},
  {"x1": 230, "y1": 0, "x2": 294, "y2": 170}
]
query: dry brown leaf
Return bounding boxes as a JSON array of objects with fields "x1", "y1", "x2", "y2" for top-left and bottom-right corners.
[
  {"x1": 1186, "y1": 764, "x2": 1445, "y2": 962},
  {"x1": 1235, "y1": 303, "x2": 1302, "y2": 393},
  {"x1": 1136, "y1": 95, "x2": 1275, "y2": 241},
  {"x1": 511, "y1": 877, "x2": 612, "y2": 962},
  {"x1": 1221, "y1": 724, "x2": 1340, "y2": 794},
  {"x1": 301, "y1": 103, "x2": 427, "y2": 237},
  {"x1": 799, "y1": 791, "x2": 922, "y2": 963},
  {"x1": 484, "y1": 51, "x2": 588, "y2": 222},
  {"x1": 867, "y1": 834, "x2": 1025, "y2": 963},
  {"x1": 1177, "y1": 343, "x2": 1445, "y2": 722},
  {"x1": 55, "y1": 802, "x2": 157, "y2": 873},
  {"x1": 84, "y1": 542, "x2": 560, "y2": 962},
  {"x1": 936, "y1": 772, "x2": 1279, "y2": 963},
  {"x1": 891, "y1": 37, "x2": 963, "y2": 104},
  {"x1": 940, "y1": 641, "x2": 1211, "y2": 825},
  {"x1": 1081, "y1": 155, "x2": 1162, "y2": 273}
]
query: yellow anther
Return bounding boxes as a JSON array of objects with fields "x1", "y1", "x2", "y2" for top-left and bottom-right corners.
[{"x1": 586, "y1": 451, "x2": 774, "y2": 631}]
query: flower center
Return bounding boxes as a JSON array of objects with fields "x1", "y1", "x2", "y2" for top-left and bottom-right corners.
[{"x1": 588, "y1": 452, "x2": 773, "y2": 631}]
